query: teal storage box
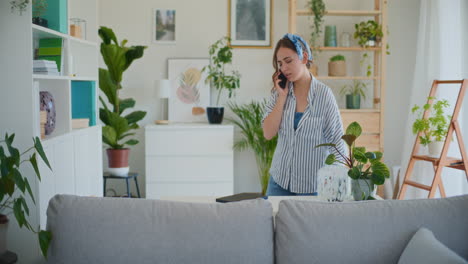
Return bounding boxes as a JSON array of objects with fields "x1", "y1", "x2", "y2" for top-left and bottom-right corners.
[{"x1": 72, "y1": 81, "x2": 96, "y2": 126}]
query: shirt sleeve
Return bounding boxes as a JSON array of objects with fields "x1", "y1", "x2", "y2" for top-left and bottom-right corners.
[
  {"x1": 261, "y1": 89, "x2": 279, "y2": 127},
  {"x1": 322, "y1": 87, "x2": 347, "y2": 163}
]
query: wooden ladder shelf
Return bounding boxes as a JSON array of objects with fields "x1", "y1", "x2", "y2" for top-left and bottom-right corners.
[{"x1": 398, "y1": 79, "x2": 468, "y2": 199}]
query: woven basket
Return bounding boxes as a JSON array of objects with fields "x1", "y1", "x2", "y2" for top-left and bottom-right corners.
[{"x1": 328, "y1": 61, "x2": 346, "y2": 76}]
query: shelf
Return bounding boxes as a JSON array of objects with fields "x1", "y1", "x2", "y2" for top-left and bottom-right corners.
[
  {"x1": 316, "y1": 76, "x2": 379, "y2": 80},
  {"x1": 412, "y1": 155, "x2": 465, "y2": 170},
  {"x1": 339, "y1": 109, "x2": 380, "y2": 113},
  {"x1": 71, "y1": 76, "x2": 98, "y2": 81},
  {"x1": 32, "y1": 24, "x2": 67, "y2": 39},
  {"x1": 69, "y1": 36, "x2": 98, "y2": 47},
  {"x1": 297, "y1": 10, "x2": 381, "y2": 16},
  {"x1": 313, "y1": 46, "x2": 381, "y2": 51},
  {"x1": 33, "y1": 75, "x2": 97, "y2": 81}
]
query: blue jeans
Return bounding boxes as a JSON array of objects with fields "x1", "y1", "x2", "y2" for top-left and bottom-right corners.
[{"x1": 266, "y1": 176, "x2": 318, "y2": 196}]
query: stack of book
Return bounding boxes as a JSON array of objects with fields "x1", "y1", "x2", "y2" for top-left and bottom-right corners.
[
  {"x1": 34, "y1": 60, "x2": 59, "y2": 76},
  {"x1": 72, "y1": 118, "x2": 89, "y2": 129},
  {"x1": 35, "y1": 38, "x2": 63, "y2": 75},
  {"x1": 40, "y1": 111, "x2": 47, "y2": 139}
]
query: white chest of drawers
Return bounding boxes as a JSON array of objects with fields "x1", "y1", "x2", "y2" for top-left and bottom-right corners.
[{"x1": 145, "y1": 124, "x2": 234, "y2": 199}]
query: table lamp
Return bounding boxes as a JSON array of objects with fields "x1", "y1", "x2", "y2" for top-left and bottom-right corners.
[{"x1": 155, "y1": 79, "x2": 171, "y2": 124}]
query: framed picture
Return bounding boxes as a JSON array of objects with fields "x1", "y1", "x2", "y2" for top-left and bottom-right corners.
[
  {"x1": 153, "y1": 9, "x2": 176, "y2": 44},
  {"x1": 228, "y1": 0, "x2": 272, "y2": 48},
  {"x1": 168, "y1": 59, "x2": 210, "y2": 123}
]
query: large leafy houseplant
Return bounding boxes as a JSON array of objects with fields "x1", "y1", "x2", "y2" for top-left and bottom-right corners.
[
  {"x1": 203, "y1": 36, "x2": 240, "y2": 124},
  {"x1": 412, "y1": 97, "x2": 450, "y2": 156},
  {"x1": 0, "y1": 133, "x2": 51, "y2": 257},
  {"x1": 227, "y1": 101, "x2": 278, "y2": 195},
  {"x1": 316, "y1": 122, "x2": 390, "y2": 200},
  {"x1": 98, "y1": 26, "x2": 147, "y2": 175}
]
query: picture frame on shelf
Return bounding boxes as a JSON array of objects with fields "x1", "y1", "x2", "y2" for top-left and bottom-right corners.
[
  {"x1": 153, "y1": 9, "x2": 176, "y2": 44},
  {"x1": 228, "y1": 0, "x2": 272, "y2": 48},
  {"x1": 167, "y1": 58, "x2": 210, "y2": 123}
]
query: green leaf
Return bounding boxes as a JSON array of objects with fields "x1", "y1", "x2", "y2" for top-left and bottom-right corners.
[
  {"x1": 102, "y1": 126, "x2": 117, "y2": 147},
  {"x1": 5, "y1": 134, "x2": 20, "y2": 167},
  {"x1": 4, "y1": 178, "x2": 15, "y2": 196},
  {"x1": 124, "y1": 111, "x2": 147, "y2": 125},
  {"x1": 124, "y1": 46, "x2": 147, "y2": 71},
  {"x1": 24, "y1": 178, "x2": 35, "y2": 204},
  {"x1": 371, "y1": 161, "x2": 390, "y2": 179},
  {"x1": 124, "y1": 139, "x2": 138, "y2": 145},
  {"x1": 29, "y1": 153, "x2": 41, "y2": 181},
  {"x1": 99, "y1": 69, "x2": 118, "y2": 107},
  {"x1": 98, "y1": 26, "x2": 118, "y2": 45},
  {"x1": 364, "y1": 152, "x2": 376, "y2": 160},
  {"x1": 348, "y1": 167, "x2": 361, "y2": 180},
  {"x1": 315, "y1": 143, "x2": 336, "y2": 148},
  {"x1": 12, "y1": 168, "x2": 25, "y2": 193},
  {"x1": 354, "y1": 151, "x2": 368, "y2": 163},
  {"x1": 38, "y1": 230, "x2": 52, "y2": 258},
  {"x1": 353, "y1": 147, "x2": 366, "y2": 154},
  {"x1": 325, "y1": 154, "x2": 336, "y2": 165},
  {"x1": 34, "y1": 137, "x2": 51, "y2": 170},
  {"x1": 341, "y1": 135, "x2": 357, "y2": 147},
  {"x1": 371, "y1": 171, "x2": 385, "y2": 185},
  {"x1": 13, "y1": 198, "x2": 25, "y2": 228},
  {"x1": 346, "y1": 122, "x2": 362, "y2": 137},
  {"x1": 119, "y1": 98, "x2": 136, "y2": 114}
]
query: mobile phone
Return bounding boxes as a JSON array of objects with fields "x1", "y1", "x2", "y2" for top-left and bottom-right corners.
[{"x1": 278, "y1": 72, "x2": 287, "y2": 89}]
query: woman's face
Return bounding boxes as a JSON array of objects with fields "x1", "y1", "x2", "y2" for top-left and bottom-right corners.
[{"x1": 276, "y1": 47, "x2": 307, "y2": 82}]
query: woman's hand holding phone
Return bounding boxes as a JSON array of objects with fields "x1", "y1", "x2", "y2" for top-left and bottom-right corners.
[{"x1": 274, "y1": 71, "x2": 289, "y2": 98}]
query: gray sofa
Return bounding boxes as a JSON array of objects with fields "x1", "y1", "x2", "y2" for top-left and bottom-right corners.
[{"x1": 46, "y1": 194, "x2": 468, "y2": 264}]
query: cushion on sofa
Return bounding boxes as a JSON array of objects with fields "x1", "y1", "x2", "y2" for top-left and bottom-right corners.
[
  {"x1": 46, "y1": 195, "x2": 274, "y2": 264},
  {"x1": 275, "y1": 195, "x2": 468, "y2": 264},
  {"x1": 398, "y1": 227, "x2": 467, "y2": 264}
]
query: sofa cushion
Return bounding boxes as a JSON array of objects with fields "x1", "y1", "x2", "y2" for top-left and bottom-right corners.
[
  {"x1": 46, "y1": 195, "x2": 274, "y2": 264},
  {"x1": 398, "y1": 227, "x2": 467, "y2": 264},
  {"x1": 275, "y1": 195, "x2": 468, "y2": 264}
]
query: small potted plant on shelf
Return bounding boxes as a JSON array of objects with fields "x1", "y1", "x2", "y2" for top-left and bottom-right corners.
[
  {"x1": 340, "y1": 80, "x2": 367, "y2": 109},
  {"x1": 10, "y1": 0, "x2": 29, "y2": 15},
  {"x1": 316, "y1": 122, "x2": 390, "y2": 200},
  {"x1": 32, "y1": 0, "x2": 48, "y2": 27},
  {"x1": 328, "y1": 54, "x2": 346, "y2": 76},
  {"x1": 411, "y1": 97, "x2": 451, "y2": 157},
  {"x1": 308, "y1": 0, "x2": 325, "y2": 75},
  {"x1": 98, "y1": 26, "x2": 147, "y2": 176},
  {"x1": 203, "y1": 36, "x2": 241, "y2": 124},
  {"x1": 354, "y1": 20, "x2": 383, "y2": 47},
  {"x1": 227, "y1": 100, "x2": 278, "y2": 195},
  {"x1": 0, "y1": 133, "x2": 52, "y2": 258}
]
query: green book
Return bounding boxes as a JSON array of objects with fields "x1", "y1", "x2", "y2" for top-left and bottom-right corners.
[
  {"x1": 37, "y1": 55, "x2": 61, "y2": 72},
  {"x1": 38, "y1": 47, "x2": 62, "y2": 56},
  {"x1": 39, "y1": 38, "x2": 62, "y2": 48}
]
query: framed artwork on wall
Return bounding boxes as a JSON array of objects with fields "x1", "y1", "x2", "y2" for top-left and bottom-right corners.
[
  {"x1": 168, "y1": 58, "x2": 210, "y2": 123},
  {"x1": 153, "y1": 9, "x2": 176, "y2": 44},
  {"x1": 228, "y1": 0, "x2": 272, "y2": 48}
]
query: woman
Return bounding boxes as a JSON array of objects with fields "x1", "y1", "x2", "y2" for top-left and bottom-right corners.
[{"x1": 262, "y1": 33, "x2": 346, "y2": 196}]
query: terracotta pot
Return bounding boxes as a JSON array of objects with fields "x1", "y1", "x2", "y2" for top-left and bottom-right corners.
[
  {"x1": 0, "y1": 214, "x2": 8, "y2": 255},
  {"x1": 107, "y1": 148, "x2": 130, "y2": 176}
]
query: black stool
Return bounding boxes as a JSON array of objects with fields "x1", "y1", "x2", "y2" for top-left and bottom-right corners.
[{"x1": 103, "y1": 172, "x2": 141, "y2": 198}]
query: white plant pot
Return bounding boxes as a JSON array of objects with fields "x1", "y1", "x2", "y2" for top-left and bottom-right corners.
[
  {"x1": 107, "y1": 167, "x2": 130, "y2": 177},
  {"x1": 428, "y1": 141, "x2": 444, "y2": 157},
  {"x1": 366, "y1": 40, "x2": 376, "y2": 46}
]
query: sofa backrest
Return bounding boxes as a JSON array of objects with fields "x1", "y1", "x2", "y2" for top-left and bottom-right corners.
[
  {"x1": 275, "y1": 195, "x2": 468, "y2": 264},
  {"x1": 46, "y1": 195, "x2": 274, "y2": 264}
]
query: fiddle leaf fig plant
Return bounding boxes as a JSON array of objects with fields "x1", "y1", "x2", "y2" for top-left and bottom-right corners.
[
  {"x1": 316, "y1": 122, "x2": 390, "y2": 200},
  {"x1": 412, "y1": 97, "x2": 451, "y2": 146},
  {"x1": 0, "y1": 133, "x2": 52, "y2": 258},
  {"x1": 98, "y1": 26, "x2": 147, "y2": 149}
]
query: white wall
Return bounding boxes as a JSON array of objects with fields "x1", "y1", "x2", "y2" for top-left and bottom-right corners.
[{"x1": 98, "y1": 0, "x2": 422, "y2": 197}]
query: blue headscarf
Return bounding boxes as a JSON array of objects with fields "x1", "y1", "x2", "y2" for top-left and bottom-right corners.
[{"x1": 283, "y1": 33, "x2": 313, "y2": 61}]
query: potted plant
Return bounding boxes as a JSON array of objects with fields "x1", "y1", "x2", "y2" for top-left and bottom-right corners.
[
  {"x1": 308, "y1": 0, "x2": 325, "y2": 75},
  {"x1": 340, "y1": 80, "x2": 367, "y2": 109},
  {"x1": 32, "y1": 0, "x2": 48, "y2": 27},
  {"x1": 227, "y1": 101, "x2": 278, "y2": 195},
  {"x1": 412, "y1": 97, "x2": 451, "y2": 157},
  {"x1": 328, "y1": 54, "x2": 346, "y2": 76},
  {"x1": 354, "y1": 20, "x2": 383, "y2": 47},
  {"x1": 10, "y1": 0, "x2": 29, "y2": 15},
  {"x1": 98, "y1": 26, "x2": 147, "y2": 176},
  {"x1": 203, "y1": 36, "x2": 241, "y2": 124},
  {"x1": 316, "y1": 122, "x2": 390, "y2": 200},
  {"x1": 0, "y1": 133, "x2": 52, "y2": 257}
]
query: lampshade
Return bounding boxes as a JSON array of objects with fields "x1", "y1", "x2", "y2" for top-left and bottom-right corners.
[{"x1": 155, "y1": 79, "x2": 171, "y2": 99}]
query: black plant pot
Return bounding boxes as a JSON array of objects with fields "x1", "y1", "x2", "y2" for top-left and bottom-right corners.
[
  {"x1": 32, "y1": 17, "x2": 48, "y2": 27},
  {"x1": 206, "y1": 107, "x2": 224, "y2": 124}
]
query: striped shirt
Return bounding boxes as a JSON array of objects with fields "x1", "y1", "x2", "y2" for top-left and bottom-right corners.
[{"x1": 262, "y1": 76, "x2": 346, "y2": 193}]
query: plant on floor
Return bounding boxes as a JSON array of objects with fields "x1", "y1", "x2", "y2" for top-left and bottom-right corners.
[
  {"x1": 316, "y1": 122, "x2": 390, "y2": 200},
  {"x1": 0, "y1": 133, "x2": 52, "y2": 257},
  {"x1": 227, "y1": 101, "x2": 277, "y2": 195},
  {"x1": 411, "y1": 97, "x2": 451, "y2": 146},
  {"x1": 98, "y1": 26, "x2": 147, "y2": 175}
]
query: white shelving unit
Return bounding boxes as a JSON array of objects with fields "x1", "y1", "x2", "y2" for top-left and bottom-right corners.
[{"x1": 0, "y1": 0, "x2": 102, "y2": 258}]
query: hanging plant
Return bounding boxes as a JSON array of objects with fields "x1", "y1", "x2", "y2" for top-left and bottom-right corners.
[
  {"x1": 308, "y1": 0, "x2": 325, "y2": 51},
  {"x1": 10, "y1": 0, "x2": 29, "y2": 15}
]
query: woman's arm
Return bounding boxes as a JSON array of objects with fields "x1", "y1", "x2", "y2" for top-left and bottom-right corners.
[{"x1": 262, "y1": 74, "x2": 289, "y2": 140}]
